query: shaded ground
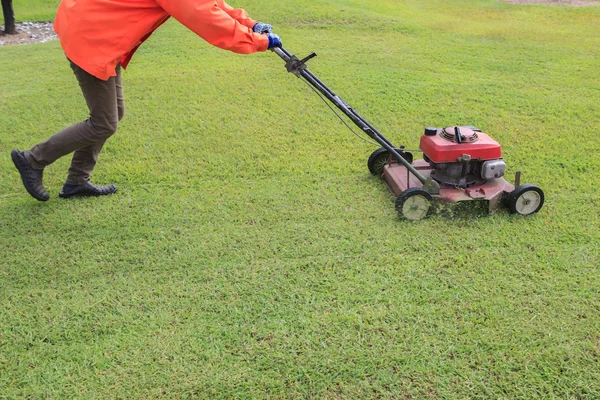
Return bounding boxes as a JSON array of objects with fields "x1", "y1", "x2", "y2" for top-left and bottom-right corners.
[{"x1": 0, "y1": 22, "x2": 56, "y2": 46}]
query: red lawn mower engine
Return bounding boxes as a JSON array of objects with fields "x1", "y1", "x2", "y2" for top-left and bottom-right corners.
[{"x1": 420, "y1": 126, "x2": 505, "y2": 188}]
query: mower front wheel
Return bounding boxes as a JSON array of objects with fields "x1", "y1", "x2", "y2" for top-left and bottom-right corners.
[
  {"x1": 507, "y1": 184, "x2": 544, "y2": 216},
  {"x1": 368, "y1": 147, "x2": 413, "y2": 175},
  {"x1": 395, "y1": 188, "x2": 433, "y2": 221}
]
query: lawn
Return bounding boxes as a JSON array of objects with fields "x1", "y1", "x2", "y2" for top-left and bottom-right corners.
[{"x1": 1, "y1": 0, "x2": 599, "y2": 398}]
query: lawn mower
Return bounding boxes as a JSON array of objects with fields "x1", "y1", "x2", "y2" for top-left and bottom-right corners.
[{"x1": 272, "y1": 46, "x2": 544, "y2": 220}]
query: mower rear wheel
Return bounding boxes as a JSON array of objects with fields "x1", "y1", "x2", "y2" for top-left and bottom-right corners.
[
  {"x1": 368, "y1": 147, "x2": 413, "y2": 175},
  {"x1": 507, "y1": 184, "x2": 544, "y2": 215},
  {"x1": 395, "y1": 188, "x2": 432, "y2": 221}
]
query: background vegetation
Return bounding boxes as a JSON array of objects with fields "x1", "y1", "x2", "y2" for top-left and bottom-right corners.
[
  {"x1": 10, "y1": 0, "x2": 58, "y2": 21},
  {"x1": 1, "y1": 0, "x2": 599, "y2": 398}
]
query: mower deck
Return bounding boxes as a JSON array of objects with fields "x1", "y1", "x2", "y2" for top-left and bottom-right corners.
[{"x1": 382, "y1": 159, "x2": 515, "y2": 216}]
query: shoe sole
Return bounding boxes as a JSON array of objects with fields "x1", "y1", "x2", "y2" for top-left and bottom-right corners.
[
  {"x1": 58, "y1": 187, "x2": 118, "y2": 199},
  {"x1": 11, "y1": 150, "x2": 50, "y2": 202}
]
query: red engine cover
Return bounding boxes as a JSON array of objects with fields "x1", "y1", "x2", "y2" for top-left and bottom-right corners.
[{"x1": 419, "y1": 127, "x2": 502, "y2": 163}]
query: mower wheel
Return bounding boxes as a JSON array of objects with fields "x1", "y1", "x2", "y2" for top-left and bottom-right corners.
[
  {"x1": 507, "y1": 184, "x2": 544, "y2": 216},
  {"x1": 368, "y1": 147, "x2": 413, "y2": 175},
  {"x1": 395, "y1": 188, "x2": 432, "y2": 221}
]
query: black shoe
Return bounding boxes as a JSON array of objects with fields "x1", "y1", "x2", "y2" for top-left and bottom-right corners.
[
  {"x1": 11, "y1": 149, "x2": 50, "y2": 202},
  {"x1": 58, "y1": 181, "x2": 118, "y2": 198}
]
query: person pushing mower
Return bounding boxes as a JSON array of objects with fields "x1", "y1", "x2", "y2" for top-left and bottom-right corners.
[{"x1": 11, "y1": 0, "x2": 282, "y2": 201}]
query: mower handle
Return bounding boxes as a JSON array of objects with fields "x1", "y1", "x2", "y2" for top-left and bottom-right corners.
[
  {"x1": 272, "y1": 46, "x2": 291, "y2": 60},
  {"x1": 271, "y1": 46, "x2": 440, "y2": 195}
]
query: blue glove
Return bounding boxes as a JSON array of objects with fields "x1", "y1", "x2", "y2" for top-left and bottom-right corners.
[
  {"x1": 267, "y1": 33, "x2": 282, "y2": 49},
  {"x1": 253, "y1": 22, "x2": 273, "y2": 34}
]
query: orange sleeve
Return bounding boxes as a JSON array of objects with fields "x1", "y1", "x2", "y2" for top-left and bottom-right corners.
[
  {"x1": 219, "y1": 0, "x2": 257, "y2": 30},
  {"x1": 155, "y1": 0, "x2": 269, "y2": 53}
]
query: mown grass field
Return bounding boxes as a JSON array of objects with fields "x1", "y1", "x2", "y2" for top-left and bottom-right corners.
[{"x1": 1, "y1": 0, "x2": 599, "y2": 398}]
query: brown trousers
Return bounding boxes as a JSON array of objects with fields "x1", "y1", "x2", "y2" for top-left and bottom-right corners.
[{"x1": 25, "y1": 60, "x2": 124, "y2": 185}]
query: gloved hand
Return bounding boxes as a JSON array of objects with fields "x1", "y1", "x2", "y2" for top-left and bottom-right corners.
[
  {"x1": 267, "y1": 33, "x2": 282, "y2": 49},
  {"x1": 253, "y1": 22, "x2": 273, "y2": 34}
]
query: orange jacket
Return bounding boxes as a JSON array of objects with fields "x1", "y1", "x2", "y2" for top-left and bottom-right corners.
[{"x1": 54, "y1": 0, "x2": 270, "y2": 80}]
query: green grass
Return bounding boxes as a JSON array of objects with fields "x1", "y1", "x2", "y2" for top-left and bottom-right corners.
[
  {"x1": 11, "y1": 0, "x2": 59, "y2": 21},
  {"x1": 1, "y1": 0, "x2": 599, "y2": 398}
]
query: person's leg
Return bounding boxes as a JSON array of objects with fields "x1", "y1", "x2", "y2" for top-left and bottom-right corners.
[
  {"x1": 25, "y1": 61, "x2": 120, "y2": 173},
  {"x1": 13, "y1": 60, "x2": 121, "y2": 200},
  {"x1": 66, "y1": 64, "x2": 124, "y2": 185}
]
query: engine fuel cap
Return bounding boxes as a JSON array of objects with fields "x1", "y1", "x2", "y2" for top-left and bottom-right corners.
[{"x1": 424, "y1": 127, "x2": 438, "y2": 136}]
